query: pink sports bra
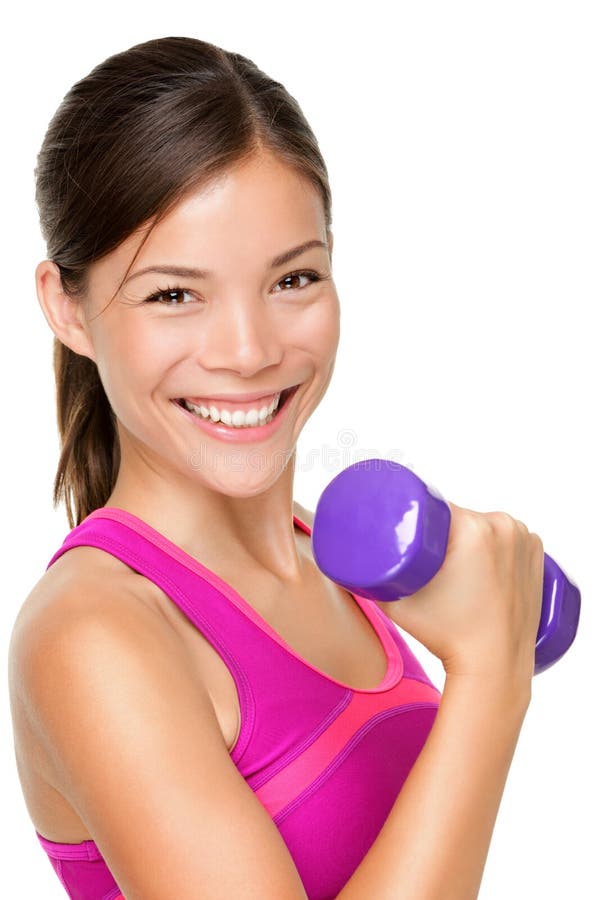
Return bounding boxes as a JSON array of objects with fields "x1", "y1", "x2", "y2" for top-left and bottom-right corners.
[{"x1": 35, "y1": 506, "x2": 441, "y2": 899}]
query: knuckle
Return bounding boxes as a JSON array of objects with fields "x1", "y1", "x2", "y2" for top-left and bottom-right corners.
[
  {"x1": 486, "y1": 510, "x2": 516, "y2": 532},
  {"x1": 459, "y1": 508, "x2": 489, "y2": 537},
  {"x1": 448, "y1": 507, "x2": 486, "y2": 551},
  {"x1": 529, "y1": 531, "x2": 544, "y2": 554},
  {"x1": 451, "y1": 506, "x2": 542, "y2": 557}
]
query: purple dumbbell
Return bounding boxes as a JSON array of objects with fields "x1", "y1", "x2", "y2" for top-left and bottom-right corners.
[{"x1": 312, "y1": 459, "x2": 580, "y2": 675}]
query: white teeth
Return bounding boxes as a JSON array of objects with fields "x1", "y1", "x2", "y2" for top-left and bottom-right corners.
[{"x1": 182, "y1": 392, "x2": 281, "y2": 428}]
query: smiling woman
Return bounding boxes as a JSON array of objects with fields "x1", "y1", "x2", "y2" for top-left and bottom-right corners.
[
  {"x1": 29, "y1": 35, "x2": 337, "y2": 532},
  {"x1": 8, "y1": 30, "x2": 534, "y2": 900},
  {"x1": 34, "y1": 148, "x2": 340, "y2": 502}
]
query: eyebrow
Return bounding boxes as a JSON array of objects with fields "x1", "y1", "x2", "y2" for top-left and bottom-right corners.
[{"x1": 123, "y1": 239, "x2": 329, "y2": 286}]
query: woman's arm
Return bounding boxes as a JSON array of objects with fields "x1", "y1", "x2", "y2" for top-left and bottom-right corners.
[
  {"x1": 299, "y1": 498, "x2": 542, "y2": 898},
  {"x1": 10, "y1": 585, "x2": 311, "y2": 900},
  {"x1": 336, "y1": 674, "x2": 530, "y2": 900}
]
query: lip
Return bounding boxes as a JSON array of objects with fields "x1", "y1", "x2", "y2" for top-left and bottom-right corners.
[
  {"x1": 171, "y1": 383, "x2": 301, "y2": 443},
  {"x1": 179, "y1": 386, "x2": 295, "y2": 405}
]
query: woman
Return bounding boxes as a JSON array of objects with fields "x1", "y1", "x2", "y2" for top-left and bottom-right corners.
[{"x1": 8, "y1": 36, "x2": 543, "y2": 900}]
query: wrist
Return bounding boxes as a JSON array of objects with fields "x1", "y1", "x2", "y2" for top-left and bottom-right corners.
[{"x1": 442, "y1": 669, "x2": 532, "y2": 716}]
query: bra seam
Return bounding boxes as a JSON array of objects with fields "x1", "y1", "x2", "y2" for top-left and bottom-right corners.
[
  {"x1": 54, "y1": 859, "x2": 68, "y2": 889},
  {"x1": 249, "y1": 690, "x2": 354, "y2": 791},
  {"x1": 274, "y1": 700, "x2": 440, "y2": 825}
]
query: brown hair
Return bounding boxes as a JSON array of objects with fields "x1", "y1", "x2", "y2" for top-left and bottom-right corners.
[{"x1": 34, "y1": 35, "x2": 333, "y2": 529}]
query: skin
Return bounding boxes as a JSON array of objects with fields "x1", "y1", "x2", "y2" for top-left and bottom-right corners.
[
  {"x1": 28, "y1": 148, "x2": 543, "y2": 900},
  {"x1": 35, "y1": 149, "x2": 339, "y2": 587}
]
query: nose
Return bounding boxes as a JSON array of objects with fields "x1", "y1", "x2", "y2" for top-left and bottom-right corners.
[{"x1": 193, "y1": 294, "x2": 284, "y2": 378}]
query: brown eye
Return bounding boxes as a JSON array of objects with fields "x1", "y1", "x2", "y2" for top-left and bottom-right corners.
[
  {"x1": 144, "y1": 287, "x2": 196, "y2": 305},
  {"x1": 274, "y1": 270, "x2": 322, "y2": 292}
]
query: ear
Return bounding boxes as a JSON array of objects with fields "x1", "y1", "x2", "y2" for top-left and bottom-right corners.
[{"x1": 35, "y1": 260, "x2": 97, "y2": 362}]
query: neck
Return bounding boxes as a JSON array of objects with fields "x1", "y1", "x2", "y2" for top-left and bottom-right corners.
[{"x1": 105, "y1": 446, "x2": 308, "y2": 584}]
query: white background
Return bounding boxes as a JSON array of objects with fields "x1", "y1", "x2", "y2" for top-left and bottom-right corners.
[{"x1": 2, "y1": 1, "x2": 598, "y2": 897}]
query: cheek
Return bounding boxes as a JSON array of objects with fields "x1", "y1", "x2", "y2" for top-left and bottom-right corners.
[
  {"x1": 294, "y1": 297, "x2": 341, "y2": 360},
  {"x1": 95, "y1": 326, "x2": 178, "y2": 416}
]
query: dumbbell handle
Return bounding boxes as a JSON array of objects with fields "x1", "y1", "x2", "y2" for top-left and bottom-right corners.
[{"x1": 312, "y1": 459, "x2": 581, "y2": 675}]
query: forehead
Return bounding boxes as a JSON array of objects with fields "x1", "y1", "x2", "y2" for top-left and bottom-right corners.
[{"x1": 98, "y1": 153, "x2": 326, "y2": 286}]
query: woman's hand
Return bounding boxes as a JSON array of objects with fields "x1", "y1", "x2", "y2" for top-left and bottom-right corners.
[{"x1": 375, "y1": 502, "x2": 545, "y2": 688}]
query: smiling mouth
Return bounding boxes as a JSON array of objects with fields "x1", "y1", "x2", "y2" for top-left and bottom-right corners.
[{"x1": 173, "y1": 383, "x2": 300, "y2": 426}]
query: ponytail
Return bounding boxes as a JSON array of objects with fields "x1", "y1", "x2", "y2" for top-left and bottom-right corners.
[{"x1": 52, "y1": 338, "x2": 120, "y2": 528}]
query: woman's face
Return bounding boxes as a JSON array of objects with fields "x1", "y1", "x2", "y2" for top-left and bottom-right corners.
[{"x1": 51, "y1": 151, "x2": 339, "y2": 497}]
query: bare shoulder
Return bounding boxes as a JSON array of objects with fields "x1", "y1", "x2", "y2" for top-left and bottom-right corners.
[
  {"x1": 9, "y1": 548, "x2": 309, "y2": 898},
  {"x1": 8, "y1": 545, "x2": 197, "y2": 800},
  {"x1": 11, "y1": 544, "x2": 163, "y2": 639},
  {"x1": 8, "y1": 545, "x2": 181, "y2": 732}
]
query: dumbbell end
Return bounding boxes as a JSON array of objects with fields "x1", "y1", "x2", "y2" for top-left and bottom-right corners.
[
  {"x1": 312, "y1": 458, "x2": 451, "y2": 602},
  {"x1": 534, "y1": 555, "x2": 581, "y2": 675}
]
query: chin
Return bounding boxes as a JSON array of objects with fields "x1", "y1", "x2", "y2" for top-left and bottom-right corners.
[{"x1": 188, "y1": 456, "x2": 292, "y2": 497}]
